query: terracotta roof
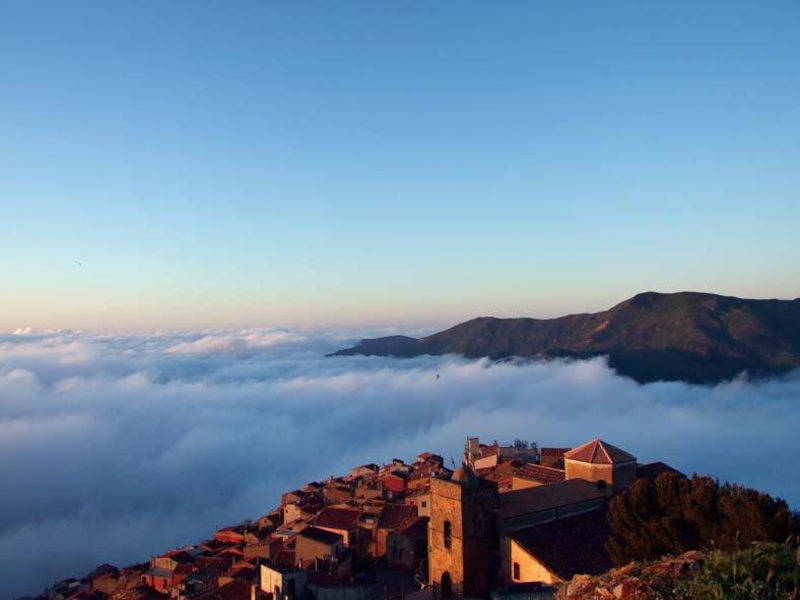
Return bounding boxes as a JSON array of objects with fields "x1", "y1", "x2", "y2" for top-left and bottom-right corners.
[
  {"x1": 564, "y1": 439, "x2": 635, "y2": 465},
  {"x1": 417, "y1": 452, "x2": 443, "y2": 464},
  {"x1": 201, "y1": 539, "x2": 231, "y2": 551},
  {"x1": 297, "y1": 526, "x2": 344, "y2": 546},
  {"x1": 354, "y1": 463, "x2": 379, "y2": 471},
  {"x1": 407, "y1": 466, "x2": 433, "y2": 481},
  {"x1": 477, "y1": 444, "x2": 499, "y2": 459},
  {"x1": 378, "y1": 503, "x2": 418, "y2": 530},
  {"x1": 193, "y1": 579, "x2": 252, "y2": 600},
  {"x1": 500, "y1": 479, "x2": 609, "y2": 521},
  {"x1": 164, "y1": 550, "x2": 195, "y2": 563},
  {"x1": 540, "y1": 447, "x2": 570, "y2": 456},
  {"x1": 399, "y1": 516, "x2": 429, "y2": 538},
  {"x1": 314, "y1": 507, "x2": 361, "y2": 530},
  {"x1": 195, "y1": 556, "x2": 231, "y2": 573},
  {"x1": 476, "y1": 459, "x2": 524, "y2": 480},
  {"x1": 174, "y1": 562, "x2": 194, "y2": 574},
  {"x1": 514, "y1": 464, "x2": 565, "y2": 484},
  {"x1": 507, "y1": 510, "x2": 612, "y2": 580}
]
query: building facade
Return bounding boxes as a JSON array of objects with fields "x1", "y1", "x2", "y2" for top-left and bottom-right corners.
[{"x1": 428, "y1": 466, "x2": 499, "y2": 599}]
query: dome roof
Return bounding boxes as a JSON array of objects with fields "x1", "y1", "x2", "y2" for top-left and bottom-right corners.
[{"x1": 563, "y1": 439, "x2": 635, "y2": 465}]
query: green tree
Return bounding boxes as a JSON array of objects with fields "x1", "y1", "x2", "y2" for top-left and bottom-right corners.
[{"x1": 606, "y1": 472, "x2": 798, "y2": 565}]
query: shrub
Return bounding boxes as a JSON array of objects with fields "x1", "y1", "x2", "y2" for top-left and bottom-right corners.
[{"x1": 678, "y1": 540, "x2": 800, "y2": 599}]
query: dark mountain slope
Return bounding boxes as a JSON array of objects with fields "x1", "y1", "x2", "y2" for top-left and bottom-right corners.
[{"x1": 331, "y1": 292, "x2": 800, "y2": 383}]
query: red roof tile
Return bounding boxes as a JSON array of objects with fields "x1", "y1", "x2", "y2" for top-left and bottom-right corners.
[
  {"x1": 297, "y1": 526, "x2": 344, "y2": 546},
  {"x1": 507, "y1": 510, "x2": 612, "y2": 580},
  {"x1": 540, "y1": 447, "x2": 570, "y2": 456},
  {"x1": 500, "y1": 479, "x2": 609, "y2": 520},
  {"x1": 314, "y1": 507, "x2": 361, "y2": 530},
  {"x1": 564, "y1": 439, "x2": 635, "y2": 465},
  {"x1": 399, "y1": 516, "x2": 429, "y2": 538},
  {"x1": 377, "y1": 504, "x2": 418, "y2": 530},
  {"x1": 193, "y1": 579, "x2": 252, "y2": 600},
  {"x1": 514, "y1": 464, "x2": 565, "y2": 484},
  {"x1": 477, "y1": 444, "x2": 499, "y2": 459}
]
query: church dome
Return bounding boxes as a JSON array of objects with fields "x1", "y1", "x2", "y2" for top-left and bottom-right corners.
[{"x1": 564, "y1": 439, "x2": 636, "y2": 464}]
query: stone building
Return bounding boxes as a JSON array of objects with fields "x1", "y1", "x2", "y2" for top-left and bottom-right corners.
[
  {"x1": 563, "y1": 439, "x2": 636, "y2": 492},
  {"x1": 260, "y1": 562, "x2": 308, "y2": 600},
  {"x1": 428, "y1": 465, "x2": 499, "y2": 599},
  {"x1": 428, "y1": 437, "x2": 644, "y2": 598},
  {"x1": 295, "y1": 527, "x2": 345, "y2": 566}
]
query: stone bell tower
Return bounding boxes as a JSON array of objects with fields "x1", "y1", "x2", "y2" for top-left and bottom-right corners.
[{"x1": 428, "y1": 463, "x2": 498, "y2": 599}]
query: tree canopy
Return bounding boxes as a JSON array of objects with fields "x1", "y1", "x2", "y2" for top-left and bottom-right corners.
[{"x1": 607, "y1": 472, "x2": 798, "y2": 565}]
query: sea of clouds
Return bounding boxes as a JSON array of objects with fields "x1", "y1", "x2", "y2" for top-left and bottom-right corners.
[{"x1": 1, "y1": 327, "x2": 799, "y2": 599}]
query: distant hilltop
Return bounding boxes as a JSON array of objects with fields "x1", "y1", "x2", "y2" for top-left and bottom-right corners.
[{"x1": 330, "y1": 291, "x2": 800, "y2": 384}]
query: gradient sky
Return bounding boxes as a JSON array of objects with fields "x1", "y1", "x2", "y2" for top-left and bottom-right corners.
[{"x1": 1, "y1": 1, "x2": 799, "y2": 331}]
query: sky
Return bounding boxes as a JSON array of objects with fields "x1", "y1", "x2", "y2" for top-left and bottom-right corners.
[
  {"x1": 2, "y1": 327, "x2": 800, "y2": 598},
  {"x1": 1, "y1": 1, "x2": 798, "y2": 331}
]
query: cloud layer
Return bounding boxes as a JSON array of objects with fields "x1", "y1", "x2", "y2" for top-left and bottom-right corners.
[{"x1": 1, "y1": 328, "x2": 799, "y2": 599}]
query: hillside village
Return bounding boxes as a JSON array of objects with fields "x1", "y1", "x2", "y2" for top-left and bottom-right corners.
[{"x1": 37, "y1": 437, "x2": 682, "y2": 600}]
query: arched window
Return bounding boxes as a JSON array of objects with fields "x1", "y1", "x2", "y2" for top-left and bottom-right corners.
[
  {"x1": 441, "y1": 572, "x2": 453, "y2": 598},
  {"x1": 443, "y1": 520, "x2": 452, "y2": 549}
]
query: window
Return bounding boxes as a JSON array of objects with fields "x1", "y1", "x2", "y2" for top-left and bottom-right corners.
[
  {"x1": 421, "y1": 501, "x2": 427, "y2": 508},
  {"x1": 513, "y1": 562, "x2": 520, "y2": 581},
  {"x1": 443, "y1": 520, "x2": 452, "y2": 549}
]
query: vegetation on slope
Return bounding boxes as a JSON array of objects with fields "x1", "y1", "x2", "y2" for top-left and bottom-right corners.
[
  {"x1": 606, "y1": 472, "x2": 798, "y2": 565},
  {"x1": 563, "y1": 542, "x2": 800, "y2": 599}
]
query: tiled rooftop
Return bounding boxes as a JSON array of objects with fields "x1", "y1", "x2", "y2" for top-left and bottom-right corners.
[
  {"x1": 507, "y1": 510, "x2": 612, "y2": 579},
  {"x1": 564, "y1": 439, "x2": 636, "y2": 465},
  {"x1": 314, "y1": 506, "x2": 361, "y2": 530}
]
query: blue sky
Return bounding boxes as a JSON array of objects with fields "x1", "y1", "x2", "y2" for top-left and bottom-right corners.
[{"x1": 1, "y1": 1, "x2": 799, "y2": 331}]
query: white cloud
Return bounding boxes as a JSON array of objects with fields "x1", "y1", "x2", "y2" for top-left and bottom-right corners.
[
  {"x1": 0, "y1": 329, "x2": 798, "y2": 599},
  {"x1": 164, "y1": 330, "x2": 307, "y2": 357}
]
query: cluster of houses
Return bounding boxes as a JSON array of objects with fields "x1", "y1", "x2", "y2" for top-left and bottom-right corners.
[{"x1": 36, "y1": 437, "x2": 681, "y2": 600}]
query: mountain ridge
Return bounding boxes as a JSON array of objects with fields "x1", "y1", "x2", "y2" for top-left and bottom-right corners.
[{"x1": 330, "y1": 291, "x2": 800, "y2": 383}]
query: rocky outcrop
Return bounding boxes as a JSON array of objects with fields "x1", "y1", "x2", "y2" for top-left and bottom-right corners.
[{"x1": 560, "y1": 551, "x2": 705, "y2": 600}]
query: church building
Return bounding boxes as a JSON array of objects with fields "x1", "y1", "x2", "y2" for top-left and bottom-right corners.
[{"x1": 428, "y1": 438, "x2": 649, "y2": 598}]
